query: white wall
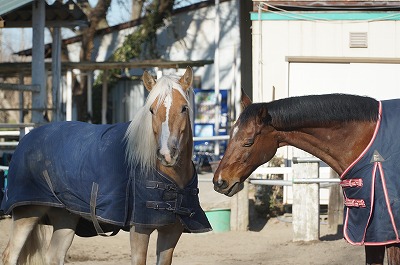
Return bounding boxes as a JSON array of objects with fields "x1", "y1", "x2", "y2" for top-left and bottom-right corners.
[
  {"x1": 157, "y1": 1, "x2": 241, "y2": 90},
  {"x1": 252, "y1": 19, "x2": 400, "y2": 103}
]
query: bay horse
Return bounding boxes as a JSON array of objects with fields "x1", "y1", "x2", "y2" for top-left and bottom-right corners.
[
  {"x1": 1, "y1": 67, "x2": 211, "y2": 265},
  {"x1": 213, "y1": 92, "x2": 400, "y2": 265}
]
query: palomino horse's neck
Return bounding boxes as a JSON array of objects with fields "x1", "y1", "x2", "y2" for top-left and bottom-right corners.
[
  {"x1": 275, "y1": 121, "x2": 377, "y2": 175},
  {"x1": 157, "y1": 122, "x2": 194, "y2": 189}
]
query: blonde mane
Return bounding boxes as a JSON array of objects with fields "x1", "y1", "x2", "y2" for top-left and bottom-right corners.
[{"x1": 124, "y1": 74, "x2": 190, "y2": 172}]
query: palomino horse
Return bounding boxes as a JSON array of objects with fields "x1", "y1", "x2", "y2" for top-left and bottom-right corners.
[
  {"x1": 1, "y1": 67, "x2": 211, "y2": 265},
  {"x1": 213, "y1": 92, "x2": 400, "y2": 265}
]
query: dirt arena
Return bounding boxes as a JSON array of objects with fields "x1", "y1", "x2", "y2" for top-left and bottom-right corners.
[{"x1": 0, "y1": 173, "x2": 366, "y2": 265}]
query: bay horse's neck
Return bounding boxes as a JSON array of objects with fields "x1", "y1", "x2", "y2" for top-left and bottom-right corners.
[{"x1": 275, "y1": 121, "x2": 377, "y2": 175}]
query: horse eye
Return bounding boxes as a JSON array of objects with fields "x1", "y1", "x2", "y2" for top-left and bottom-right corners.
[
  {"x1": 243, "y1": 139, "x2": 254, "y2": 147},
  {"x1": 181, "y1": 105, "x2": 188, "y2": 113},
  {"x1": 149, "y1": 108, "x2": 154, "y2": 115}
]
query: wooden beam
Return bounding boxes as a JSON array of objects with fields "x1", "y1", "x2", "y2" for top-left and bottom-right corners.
[
  {"x1": 0, "y1": 60, "x2": 214, "y2": 77},
  {"x1": 0, "y1": 83, "x2": 40, "y2": 92},
  {"x1": 0, "y1": 123, "x2": 35, "y2": 128}
]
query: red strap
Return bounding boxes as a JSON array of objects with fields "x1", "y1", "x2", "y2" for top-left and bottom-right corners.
[
  {"x1": 340, "y1": 178, "x2": 363, "y2": 188},
  {"x1": 344, "y1": 199, "x2": 366, "y2": 208}
]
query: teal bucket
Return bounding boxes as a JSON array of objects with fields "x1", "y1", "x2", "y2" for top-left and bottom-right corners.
[{"x1": 205, "y1": 209, "x2": 231, "y2": 232}]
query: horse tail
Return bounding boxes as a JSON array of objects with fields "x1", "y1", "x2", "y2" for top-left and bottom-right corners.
[{"x1": 18, "y1": 223, "x2": 47, "y2": 265}]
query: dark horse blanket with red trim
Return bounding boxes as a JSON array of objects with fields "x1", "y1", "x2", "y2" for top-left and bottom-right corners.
[
  {"x1": 341, "y1": 99, "x2": 400, "y2": 245},
  {"x1": 0, "y1": 121, "x2": 211, "y2": 236}
]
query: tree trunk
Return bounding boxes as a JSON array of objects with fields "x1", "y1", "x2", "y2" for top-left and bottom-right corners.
[
  {"x1": 75, "y1": 0, "x2": 111, "y2": 121},
  {"x1": 132, "y1": 0, "x2": 145, "y2": 20}
]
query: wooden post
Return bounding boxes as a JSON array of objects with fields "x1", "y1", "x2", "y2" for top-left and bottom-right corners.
[
  {"x1": 101, "y1": 70, "x2": 108, "y2": 124},
  {"x1": 87, "y1": 71, "x2": 93, "y2": 122},
  {"x1": 230, "y1": 179, "x2": 249, "y2": 231},
  {"x1": 328, "y1": 169, "x2": 343, "y2": 233},
  {"x1": 292, "y1": 150, "x2": 320, "y2": 241},
  {"x1": 66, "y1": 70, "x2": 72, "y2": 121},
  {"x1": 31, "y1": 0, "x2": 46, "y2": 124},
  {"x1": 52, "y1": 27, "x2": 62, "y2": 122},
  {"x1": 18, "y1": 74, "x2": 24, "y2": 123}
]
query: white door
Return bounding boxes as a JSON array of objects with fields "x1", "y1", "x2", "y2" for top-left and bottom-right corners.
[{"x1": 289, "y1": 62, "x2": 400, "y2": 100}]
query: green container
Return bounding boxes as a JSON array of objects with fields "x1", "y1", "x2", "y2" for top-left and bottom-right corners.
[{"x1": 205, "y1": 209, "x2": 231, "y2": 232}]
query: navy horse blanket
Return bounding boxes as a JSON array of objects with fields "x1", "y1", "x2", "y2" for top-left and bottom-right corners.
[
  {"x1": 341, "y1": 99, "x2": 400, "y2": 245},
  {"x1": 0, "y1": 121, "x2": 211, "y2": 236}
]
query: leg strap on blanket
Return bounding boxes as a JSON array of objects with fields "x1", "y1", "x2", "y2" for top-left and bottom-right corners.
[
  {"x1": 146, "y1": 201, "x2": 195, "y2": 217},
  {"x1": 90, "y1": 182, "x2": 119, "y2": 237},
  {"x1": 42, "y1": 170, "x2": 64, "y2": 205}
]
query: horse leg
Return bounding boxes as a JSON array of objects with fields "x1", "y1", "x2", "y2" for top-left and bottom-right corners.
[
  {"x1": 45, "y1": 208, "x2": 79, "y2": 265},
  {"x1": 2, "y1": 205, "x2": 49, "y2": 265},
  {"x1": 365, "y1": 245, "x2": 385, "y2": 265},
  {"x1": 386, "y1": 243, "x2": 400, "y2": 265},
  {"x1": 130, "y1": 225, "x2": 153, "y2": 265},
  {"x1": 155, "y1": 221, "x2": 184, "y2": 265}
]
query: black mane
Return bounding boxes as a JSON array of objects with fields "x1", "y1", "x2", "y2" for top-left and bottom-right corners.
[{"x1": 240, "y1": 94, "x2": 379, "y2": 129}]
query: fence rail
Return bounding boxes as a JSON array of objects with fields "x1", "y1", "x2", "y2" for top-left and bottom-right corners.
[{"x1": 0, "y1": 83, "x2": 40, "y2": 92}]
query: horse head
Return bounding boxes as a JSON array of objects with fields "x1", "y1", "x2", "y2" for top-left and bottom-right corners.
[
  {"x1": 125, "y1": 67, "x2": 194, "y2": 186},
  {"x1": 142, "y1": 67, "x2": 193, "y2": 168},
  {"x1": 213, "y1": 91, "x2": 279, "y2": 196}
]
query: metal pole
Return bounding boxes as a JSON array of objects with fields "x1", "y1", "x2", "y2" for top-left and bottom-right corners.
[
  {"x1": 293, "y1": 157, "x2": 321, "y2": 164},
  {"x1": 249, "y1": 178, "x2": 340, "y2": 186},
  {"x1": 214, "y1": 0, "x2": 221, "y2": 156},
  {"x1": 193, "y1": 135, "x2": 230, "y2": 142}
]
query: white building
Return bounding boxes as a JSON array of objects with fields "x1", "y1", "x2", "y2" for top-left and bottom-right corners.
[
  {"x1": 252, "y1": 0, "x2": 400, "y2": 102},
  {"x1": 251, "y1": 0, "x2": 400, "y2": 204},
  {"x1": 65, "y1": 0, "x2": 253, "y2": 124}
]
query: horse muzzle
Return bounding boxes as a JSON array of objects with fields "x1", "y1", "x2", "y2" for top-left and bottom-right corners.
[
  {"x1": 213, "y1": 179, "x2": 244, "y2": 197},
  {"x1": 157, "y1": 148, "x2": 178, "y2": 167}
]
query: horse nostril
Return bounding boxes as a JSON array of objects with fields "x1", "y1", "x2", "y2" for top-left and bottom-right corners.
[
  {"x1": 214, "y1": 179, "x2": 228, "y2": 190},
  {"x1": 171, "y1": 146, "x2": 178, "y2": 157}
]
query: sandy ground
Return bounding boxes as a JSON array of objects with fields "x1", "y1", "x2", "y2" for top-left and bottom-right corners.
[{"x1": 0, "y1": 173, "x2": 366, "y2": 265}]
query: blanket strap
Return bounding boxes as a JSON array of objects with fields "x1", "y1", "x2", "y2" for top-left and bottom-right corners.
[
  {"x1": 146, "y1": 201, "x2": 195, "y2": 217},
  {"x1": 146, "y1": 180, "x2": 199, "y2": 195},
  {"x1": 344, "y1": 198, "x2": 366, "y2": 208},
  {"x1": 340, "y1": 179, "x2": 363, "y2": 188},
  {"x1": 42, "y1": 170, "x2": 64, "y2": 205},
  {"x1": 90, "y1": 182, "x2": 119, "y2": 237}
]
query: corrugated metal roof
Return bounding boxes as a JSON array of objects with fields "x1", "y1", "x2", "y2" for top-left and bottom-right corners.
[
  {"x1": 0, "y1": 0, "x2": 88, "y2": 28},
  {"x1": 0, "y1": 0, "x2": 33, "y2": 16}
]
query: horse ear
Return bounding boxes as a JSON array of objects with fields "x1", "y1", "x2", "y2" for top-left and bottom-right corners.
[
  {"x1": 240, "y1": 88, "x2": 252, "y2": 110},
  {"x1": 179, "y1": 66, "x2": 193, "y2": 91},
  {"x1": 256, "y1": 107, "x2": 270, "y2": 133},
  {"x1": 142, "y1": 71, "x2": 156, "y2": 92}
]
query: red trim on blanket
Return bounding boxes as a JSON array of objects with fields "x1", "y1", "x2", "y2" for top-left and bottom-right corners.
[
  {"x1": 378, "y1": 162, "x2": 400, "y2": 241},
  {"x1": 343, "y1": 152, "x2": 400, "y2": 246},
  {"x1": 343, "y1": 162, "x2": 378, "y2": 245},
  {"x1": 340, "y1": 101, "x2": 382, "y2": 180}
]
